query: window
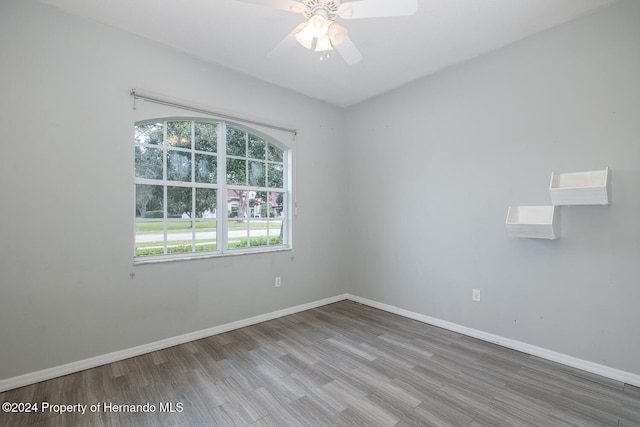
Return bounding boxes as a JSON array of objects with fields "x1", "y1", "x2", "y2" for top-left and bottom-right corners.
[{"x1": 134, "y1": 118, "x2": 290, "y2": 262}]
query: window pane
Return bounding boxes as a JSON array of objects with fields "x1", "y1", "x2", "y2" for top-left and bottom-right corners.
[
  {"x1": 135, "y1": 184, "x2": 164, "y2": 257},
  {"x1": 249, "y1": 161, "x2": 266, "y2": 187},
  {"x1": 249, "y1": 190, "x2": 266, "y2": 219},
  {"x1": 227, "y1": 158, "x2": 246, "y2": 185},
  {"x1": 253, "y1": 191, "x2": 284, "y2": 247},
  {"x1": 248, "y1": 135, "x2": 266, "y2": 159},
  {"x1": 167, "y1": 150, "x2": 192, "y2": 182},
  {"x1": 268, "y1": 144, "x2": 284, "y2": 162},
  {"x1": 269, "y1": 218, "x2": 284, "y2": 243},
  {"x1": 135, "y1": 122, "x2": 164, "y2": 145},
  {"x1": 268, "y1": 191, "x2": 286, "y2": 247},
  {"x1": 270, "y1": 191, "x2": 285, "y2": 220},
  {"x1": 167, "y1": 121, "x2": 192, "y2": 148},
  {"x1": 195, "y1": 122, "x2": 217, "y2": 153},
  {"x1": 166, "y1": 187, "x2": 192, "y2": 254},
  {"x1": 227, "y1": 190, "x2": 248, "y2": 221},
  {"x1": 135, "y1": 184, "x2": 163, "y2": 218},
  {"x1": 227, "y1": 190, "x2": 249, "y2": 249},
  {"x1": 167, "y1": 186, "x2": 192, "y2": 218},
  {"x1": 267, "y1": 163, "x2": 284, "y2": 188},
  {"x1": 195, "y1": 153, "x2": 217, "y2": 184},
  {"x1": 195, "y1": 188, "x2": 217, "y2": 251},
  {"x1": 226, "y1": 127, "x2": 246, "y2": 156},
  {"x1": 195, "y1": 219, "x2": 217, "y2": 252},
  {"x1": 248, "y1": 222, "x2": 268, "y2": 247},
  {"x1": 135, "y1": 219, "x2": 164, "y2": 257},
  {"x1": 166, "y1": 219, "x2": 192, "y2": 254},
  {"x1": 135, "y1": 146, "x2": 162, "y2": 179},
  {"x1": 195, "y1": 188, "x2": 216, "y2": 218}
]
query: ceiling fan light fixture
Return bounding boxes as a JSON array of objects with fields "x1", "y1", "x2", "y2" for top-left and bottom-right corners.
[
  {"x1": 240, "y1": 0, "x2": 419, "y2": 65},
  {"x1": 294, "y1": 23, "x2": 314, "y2": 49},
  {"x1": 328, "y1": 22, "x2": 348, "y2": 46},
  {"x1": 307, "y1": 14, "x2": 329, "y2": 38},
  {"x1": 315, "y1": 34, "x2": 333, "y2": 52}
]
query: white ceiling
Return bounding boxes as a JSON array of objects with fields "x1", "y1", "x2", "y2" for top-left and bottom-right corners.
[{"x1": 39, "y1": 0, "x2": 618, "y2": 107}]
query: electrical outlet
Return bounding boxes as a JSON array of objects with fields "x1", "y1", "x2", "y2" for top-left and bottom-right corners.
[
  {"x1": 275, "y1": 277, "x2": 281, "y2": 288},
  {"x1": 472, "y1": 289, "x2": 481, "y2": 302}
]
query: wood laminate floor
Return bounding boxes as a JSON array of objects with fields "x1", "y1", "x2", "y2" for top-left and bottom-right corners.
[{"x1": 1, "y1": 300, "x2": 639, "y2": 426}]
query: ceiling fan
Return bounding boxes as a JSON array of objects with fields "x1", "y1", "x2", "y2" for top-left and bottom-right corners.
[{"x1": 237, "y1": 0, "x2": 419, "y2": 64}]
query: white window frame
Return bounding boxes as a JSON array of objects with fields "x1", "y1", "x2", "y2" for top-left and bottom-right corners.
[{"x1": 134, "y1": 117, "x2": 292, "y2": 264}]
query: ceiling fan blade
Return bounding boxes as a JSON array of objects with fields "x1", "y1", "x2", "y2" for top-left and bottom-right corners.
[
  {"x1": 335, "y1": 34, "x2": 363, "y2": 65},
  {"x1": 267, "y1": 23, "x2": 305, "y2": 58},
  {"x1": 339, "y1": 0, "x2": 418, "y2": 19},
  {"x1": 235, "y1": 0, "x2": 299, "y2": 13}
]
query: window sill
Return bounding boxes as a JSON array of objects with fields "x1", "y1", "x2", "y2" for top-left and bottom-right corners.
[{"x1": 132, "y1": 246, "x2": 292, "y2": 265}]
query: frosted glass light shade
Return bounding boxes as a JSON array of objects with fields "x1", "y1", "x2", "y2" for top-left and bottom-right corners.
[
  {"x1": 294, "y1": 25, "x2": 314, "y2": 49},
  {"x1": 315, "y1": 34, "x2": 333, "y2": 52},
  {"x1": 307, "y1": 15, "x2": 329, "y2": 38},
  {"x1": 328, "y1": 23, "x2": 348, "y2": 46}
]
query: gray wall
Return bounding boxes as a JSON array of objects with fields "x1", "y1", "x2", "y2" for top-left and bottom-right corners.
[
  {"x1": 345, "y1": 0, "x2": 640, "y2": 375},
  {"x1": 0, "y1": 0, "x2": 346, "y2": 380},
  {"x1": 2, "y1": 0, "x2": 639, "y2": 383}
]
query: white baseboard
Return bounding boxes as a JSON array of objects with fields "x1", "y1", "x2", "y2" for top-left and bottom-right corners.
[
  {"x1": 2, "y1": 292, "x2": 639, "y2": 392},
  {"x1": 0, "y1": 294, "x2": 348, "y2": 393},
  {"x1": 345, "y1": 294, "x2": 640, "y2": 388}
]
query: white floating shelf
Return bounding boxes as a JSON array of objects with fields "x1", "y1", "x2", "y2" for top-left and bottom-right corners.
[
  {"x1": 506, "y1": 206, "x2": 560, "y2": 239},
  {"x1": 549, "y1": 167, "x2": 611, "y2": 206}
]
